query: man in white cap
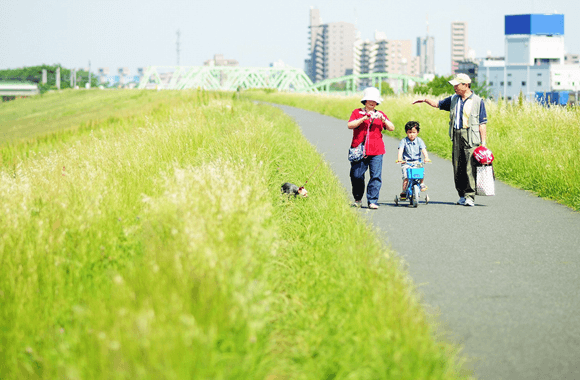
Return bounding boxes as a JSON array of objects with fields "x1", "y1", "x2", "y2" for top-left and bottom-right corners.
[{"x1": 412, "y1": 73, "x2": 487, "y2": 207}]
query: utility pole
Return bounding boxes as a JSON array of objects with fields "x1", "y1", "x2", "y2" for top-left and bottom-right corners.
[
  {"x1": 176, "y1": 29, "x2": 181, "y2": 66},
  {"x1": 88, "y1": 60, "x2": 91, "y2": 89}
]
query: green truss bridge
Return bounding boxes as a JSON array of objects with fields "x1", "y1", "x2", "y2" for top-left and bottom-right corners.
[{"x1": 137, "y1": 66, "x2": 427, "y2": 94}]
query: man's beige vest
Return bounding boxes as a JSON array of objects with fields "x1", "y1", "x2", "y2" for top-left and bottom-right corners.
[{"x1": 448, "y1": 93, "x2": 483, "y2": 147}]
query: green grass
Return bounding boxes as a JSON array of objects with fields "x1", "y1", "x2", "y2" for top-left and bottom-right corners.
[
  {"x1": 0, "y1": 91, "x2": 471, "y2": 379},
  {"x1": 242, "y1": 91, "x2": 580, "y2": 211},
  {"x1": 0, "y1": 89, "x2": 214, "y2": 165}
]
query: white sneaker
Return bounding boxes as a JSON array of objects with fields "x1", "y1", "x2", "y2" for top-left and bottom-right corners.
[
  {"x1": 456, "y1": 197, "x2": 466, "y2": 205},
  {"x1": 464, "y1": 198, "x2": 475, "y2": 207}
]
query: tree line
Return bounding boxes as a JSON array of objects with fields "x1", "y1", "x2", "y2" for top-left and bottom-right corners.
[
  {"x1": 413, "y1": 75, "x2": 490, "y2": 97},
  {"x1": 327, "y1": 75, "x2": 490, "y2": 97},
  {"x1": 0, "y1": 64, "x2": 101, "y2": 94}
]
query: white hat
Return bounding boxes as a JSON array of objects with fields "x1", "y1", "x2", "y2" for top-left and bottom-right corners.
[
  {"x1": 360, "y1": 87, "x2": 383, "y2": 105},
  {"x1": 449, "y1": 73, "x2": 472, "y2": 86}
]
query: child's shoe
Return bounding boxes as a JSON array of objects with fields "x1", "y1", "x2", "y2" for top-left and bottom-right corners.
[
  {"x1": 420, "y1": 184, "x2": 428, "y2": 192},
  {"x1": 399, "y1": 192, "x2": 407, "y2": 200}
]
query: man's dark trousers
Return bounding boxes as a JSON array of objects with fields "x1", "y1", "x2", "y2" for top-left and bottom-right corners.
[{"x1": 452, "y1": 129, "x2": 477, "y2": 200}]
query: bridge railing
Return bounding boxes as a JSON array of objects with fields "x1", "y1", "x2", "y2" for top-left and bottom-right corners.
[
  {"x1": 303, "y1": 73, "x2": 429, "y2": 94},
  {"x1": 138, "y1": 66, "x2": 316, "y2": 92},
  {"x1": 137, "y1": 66, "x2": 428, "y2": 94}
]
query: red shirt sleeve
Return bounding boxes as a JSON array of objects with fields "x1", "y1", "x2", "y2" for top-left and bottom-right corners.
[{"x1": 349, "y1": 108, "x2": 363, "y2": 122}]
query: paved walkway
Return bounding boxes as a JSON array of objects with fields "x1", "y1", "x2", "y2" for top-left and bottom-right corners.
[{"x1": 275, "y1": 104, "x2": 580, "y2": 380}]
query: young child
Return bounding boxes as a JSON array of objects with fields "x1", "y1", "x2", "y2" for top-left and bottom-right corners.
[{"x1": 396, "y1": 121, "x2": 431, "y2": 199}]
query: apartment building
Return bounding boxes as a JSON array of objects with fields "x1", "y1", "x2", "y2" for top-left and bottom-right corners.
[
  {"x1": 305, "y1": 9, "x2": 423, "y2": 90},
  {"x1": 305, "y1": 8, "x2": 357, "y2": 82},
  {"x1": 354, "y1": 33, "x2": 420, "y2": 92},
  {"x1": 358, "y1": 32, "x2": 420, "y2": 76},
  {"x1": 451, "y1": 22, "x2": 468, "y2": 74}
]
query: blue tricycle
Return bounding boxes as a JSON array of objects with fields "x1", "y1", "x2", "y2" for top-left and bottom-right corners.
[{"x1": 394, "y1": 160, "x2": 430, "y2": 208}]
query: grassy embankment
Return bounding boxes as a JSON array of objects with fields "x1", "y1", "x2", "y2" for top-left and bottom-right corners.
[
  {"x1": 0, "y1": 90, "x2": 472, "y2": 379},
  {"x1": 242, "y1": 91, "x2": 580, "y2": 211},
  {"x1": 0, "y1": 89, "x2": 199, "y2": 165}
]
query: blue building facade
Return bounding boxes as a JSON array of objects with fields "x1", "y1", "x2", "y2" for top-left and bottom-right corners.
[{"x1": 505, "y1": 14, "x2": 564, "y2": 36}]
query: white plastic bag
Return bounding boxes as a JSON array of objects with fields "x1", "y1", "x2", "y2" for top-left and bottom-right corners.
[{"x1": 476, "y1": 165, "x2": 495, "y2": 196}]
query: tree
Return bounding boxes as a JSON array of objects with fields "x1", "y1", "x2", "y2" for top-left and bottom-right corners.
[
  {"x1": 412, "y1": 75, "x2": 454, "y2": 96},
  {"x1": 470, "y1": 78, "x2": 491, "y2": 99},
  {"x1": 0, "y1": 64, "x2": 100, "y2": 94},
  {"x1": 413, "y1": 74, "x2": 491, "y2": 98},
  {"x1": 329, "y1": 82, "x2": 346, "y2": 91},
  {"x1": 380, "y1": 81, "x2": 395, "y2": 96}
]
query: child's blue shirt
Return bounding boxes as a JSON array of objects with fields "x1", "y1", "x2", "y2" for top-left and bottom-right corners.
[{"x1": 398, "y1": 136, "x2": 426, "y2": 162}]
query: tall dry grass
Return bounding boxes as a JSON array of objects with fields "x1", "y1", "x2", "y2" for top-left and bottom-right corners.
[{"x1": 0, "y1": 91, "x2": 471, "y2": 379}]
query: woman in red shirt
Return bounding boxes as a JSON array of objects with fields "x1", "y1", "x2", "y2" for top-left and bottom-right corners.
[{"x1": 347, "y1": 87, "x2": 395, "y2": 209}]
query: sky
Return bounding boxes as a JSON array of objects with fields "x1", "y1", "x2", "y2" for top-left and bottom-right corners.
[{"x1": 1, "y1": 0, "x2": 579, "y2": 77}]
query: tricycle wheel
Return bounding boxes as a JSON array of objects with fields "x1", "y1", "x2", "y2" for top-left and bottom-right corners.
[{"x1": 412, "y1": 185, "x2": 419, "y2": 208}]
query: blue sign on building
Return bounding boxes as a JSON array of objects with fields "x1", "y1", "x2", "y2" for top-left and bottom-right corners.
[{"x1": 505, "y1": 14, "x2": 564, "y2": 36}]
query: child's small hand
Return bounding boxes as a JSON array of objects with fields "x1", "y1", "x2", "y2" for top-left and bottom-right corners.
[
  {"x1": 395, "y1": 159, "x2": 405, "y2": 164},
  {"x1": 425, "y1": 159, "x2": 432, "y2": 163}
]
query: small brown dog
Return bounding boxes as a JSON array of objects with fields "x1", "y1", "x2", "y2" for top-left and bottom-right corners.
[{"x1": 281, "y1": 182, "x2": 308, "y2": 198}]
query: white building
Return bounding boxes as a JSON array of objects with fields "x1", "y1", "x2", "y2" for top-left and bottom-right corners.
[
  {"x1": 551, "y1": 65, "x2": 580, "y2": 92},
  {"x1": 565, "y1": 53, "x2": 579, "y2": 65},
  {"x1": 477, "y1": 14, "x2": 579, "y2": 100}
]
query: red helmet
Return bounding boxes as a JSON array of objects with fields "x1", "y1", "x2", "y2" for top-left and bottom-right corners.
[{"x1": 473, "y1": 146, "x2": 494, "y2": 164}]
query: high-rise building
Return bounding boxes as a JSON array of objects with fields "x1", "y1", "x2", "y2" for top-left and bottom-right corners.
[
  {"x1": 356, "y1": 32, "x2": 420, "y2": 92},
  {"x1": 451, "y1": 22, "x2": 468, "y2": 74},
  {"x1": 417, "y1": 36, "x2": 435, "y2": 75},
  {"x1": 357, "y1": 33, "x2": 420, "y2": 76},
  {"x1": 356, "y1": 38, "x2": 377, "y2": 74},
  {"x1": 305, "y1": 8, "x2": 357, "y2": 82}
]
